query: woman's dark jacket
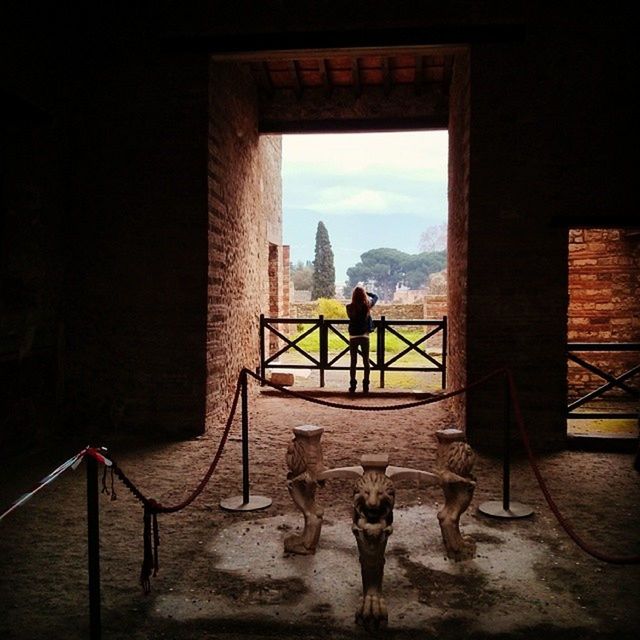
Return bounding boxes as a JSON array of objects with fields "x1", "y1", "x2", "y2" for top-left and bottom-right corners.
[{"x1": 346, "y1": 292, "x2": 378, "y2": 336}]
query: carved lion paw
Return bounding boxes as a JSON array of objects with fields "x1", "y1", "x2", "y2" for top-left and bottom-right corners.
[
  {"x1": 356, "y1": 593, "x2": 388, "y2": 631},
  {"x1": 446, "y1": 534, "x2": 476, "y2": 561},
  {"x1": 284, "y1": 532, "x2": 315, "y2": 555}
]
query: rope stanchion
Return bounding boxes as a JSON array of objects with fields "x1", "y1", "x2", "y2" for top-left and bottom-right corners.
[
  {"x1": 478, "y1": 373, "x2": 533, "y2": 519},
  {"x1": 86, "y1": 451, "x2": 102, "y2": 640},
  {"x1": 220, "y1": 369, "x2": 272, "y2": 512}
]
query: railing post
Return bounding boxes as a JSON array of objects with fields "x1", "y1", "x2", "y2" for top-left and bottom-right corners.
[
  {"x1": 259, "y1": 314, "x2": 266, "y2": 386},
  {"x1": 86, "y1": 453, "x2": 101, "y2": 640},
  {"x1": 378, "y1": 315, "x2": 386, "y2": 389},
  {"x1": 442, "y1": 315, "x2": 448, "y2": 388},
  {"x1": 319, "y1": 315, "x2": 326, "y2": 388}
]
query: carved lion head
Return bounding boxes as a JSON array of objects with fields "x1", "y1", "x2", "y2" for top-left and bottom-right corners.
[{"x1": 353, "y1": 471, "x2": 395, "y2": 525}]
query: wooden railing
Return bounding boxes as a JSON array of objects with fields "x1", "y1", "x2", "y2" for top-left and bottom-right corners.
[
  {"x1": 260, "y1": 314, "x2": 447, "y2": 389},
  {"x1": 567, "y1": 342, "x2": 640, "y2": 419}
]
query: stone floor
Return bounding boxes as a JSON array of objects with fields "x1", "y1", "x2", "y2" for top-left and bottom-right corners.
[{"x1": 0, "y1": 383, "x2": 639, "y2": 639}]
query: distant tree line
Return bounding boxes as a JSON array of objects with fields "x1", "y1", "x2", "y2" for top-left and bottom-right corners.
[
  {"x1": 290, "y1": 221, "x2": 446, "y2": 302},
  {"x1": 344, "y1": 247, "x2": 446, "y2": 301}
]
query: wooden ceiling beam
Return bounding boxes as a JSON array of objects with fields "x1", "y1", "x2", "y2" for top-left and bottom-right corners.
[
  {"x1": 381, "y1": 57, "x2": 392, "y2": 96},
  {"x1": 352, "y1": 57, "x2": 362, "y2": 97},
  {"x1": 258, "y1": 61, "x2": 274, "y2": 98},
  {"x1": 442, "y1": 55, "x2": 454, "y2": 94},
  {"x1": 414, "y1": 55, "x2": 424, "y2": 95},
  {"x1": 319, "y1": 58, "x2": 332, "y2": 97},
  {"x1": 289, "y1": 60, "x2": 303, "y2": 99}
]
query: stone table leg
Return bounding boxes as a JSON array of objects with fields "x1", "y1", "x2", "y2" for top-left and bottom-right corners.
[
  {"x1": 435, "y1": 429, "x2": 477, "y2": 561},
  {"x1": 351, "y1": 454, "x2": 395, "y2": 631},
  {"x1": 284, "y1": 425, "x2": 326, "y2": 555}
]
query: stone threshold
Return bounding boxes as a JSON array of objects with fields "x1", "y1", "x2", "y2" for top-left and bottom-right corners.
[{"x1": 567, "y1": 432, "x2": 638, "y2": 453}]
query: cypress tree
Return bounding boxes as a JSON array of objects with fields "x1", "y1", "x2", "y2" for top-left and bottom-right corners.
[{"x1": 311, "y1": 221, "x2": 336, "y2": 299}]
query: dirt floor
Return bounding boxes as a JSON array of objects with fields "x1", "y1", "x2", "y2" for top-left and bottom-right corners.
[{"x1": 1, "y1": 379, "x2": 639, "y2": 640}]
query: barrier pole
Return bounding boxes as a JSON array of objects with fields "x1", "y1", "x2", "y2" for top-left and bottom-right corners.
[
  {"x1": 86, "y1": 453, "x2": 101, "y2": 640},
  {"x1": 503, "y1": 375, "x2": 511, "y2": 511},
  {"x1": 220, "y1": 370, "x2": 272, "y2": 512},
  {"x1": 478, "y1": 372, "x2": 533, "y2": 519},
  {"x1": 241, "y1": 369, "x2": 250, "y2": 504}
]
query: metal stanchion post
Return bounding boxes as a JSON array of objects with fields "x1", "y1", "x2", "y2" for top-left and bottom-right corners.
[
  {"x1": 479, "y1": 374, "x2": 533, "y2": 519},
  {"x1": 86, "y1": 453, "x2": 101, "y2": 640},
  {"x1": 220, "y1": 370, "x2": 272, "y2": 512}
]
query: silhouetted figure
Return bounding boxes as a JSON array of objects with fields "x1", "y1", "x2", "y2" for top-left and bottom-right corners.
[{"x1": 346, "y1": 286, "x2": 378, "y2": 394}]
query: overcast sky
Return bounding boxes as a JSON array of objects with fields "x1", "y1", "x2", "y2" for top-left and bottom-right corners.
[{"x1": 282, "y1": 130, "x2": 448, "y2": 284}]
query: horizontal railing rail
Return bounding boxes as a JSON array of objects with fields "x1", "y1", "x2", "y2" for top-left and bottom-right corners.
[
  {"x1": 567, "y1": 342, "x2": 640, "y2": 419},
  {"x1": 260, "y1": 314, "x2": 447, "y2": 389}
]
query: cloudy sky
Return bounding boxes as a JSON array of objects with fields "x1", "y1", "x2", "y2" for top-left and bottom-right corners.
[{"x1": 282, "y1": 130, "x2": 448, "y2": 284}]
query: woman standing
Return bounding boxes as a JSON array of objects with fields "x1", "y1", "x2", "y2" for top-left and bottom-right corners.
[{"x1": 346, "y1": 286, "x2": 378, "y2": 394}]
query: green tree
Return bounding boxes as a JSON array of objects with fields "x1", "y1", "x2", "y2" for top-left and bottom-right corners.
[
  {"x1": 345, "y1": 247, "x2": 446, "y2": 301},
  {"x1": 290, "y1": 260, "x2": 314, "y2": 290},
  {"x1": 311, "y1": 221, "x2": 336, "y2": 299}
]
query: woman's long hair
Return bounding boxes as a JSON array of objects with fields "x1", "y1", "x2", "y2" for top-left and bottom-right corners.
[{"x1": 350, "y1": 286, "x2": 370, "y2": 314}]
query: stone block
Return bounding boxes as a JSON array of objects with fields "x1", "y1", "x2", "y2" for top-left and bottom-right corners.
[{"x1": 270, "y1": 372, "x2": 294, "y2": 386}]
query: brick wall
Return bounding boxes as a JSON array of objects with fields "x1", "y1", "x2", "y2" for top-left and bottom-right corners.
[
  {"x1": 424, "y1": 295, "x2": 448, "y2": 321},
  {"x1": 282, "y1": 245, "x2": 291, "y2": 317},
  {"x1": 567, "y1": 229, "x2": 640, "y2": 399},
  {"x1": 447, "y1": 50, "x2": 470, "y2": 428},
  {"x1": 207, "y1": 62, "x2": 282, "y2": 425}
]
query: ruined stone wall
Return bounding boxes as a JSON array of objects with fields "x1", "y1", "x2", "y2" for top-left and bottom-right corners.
[
  {"x1": 207, "y1": 62, "x2": 282, "y2": 424},
  {"x1": 291, "y1": 302, "x2": 426, "y2": 320},
  {"x1": 424, "y1": 295, "x2": 448, "y2": 322},
  {"x1": 567, "y1": 229, "x2": 640, "y2": 399}
]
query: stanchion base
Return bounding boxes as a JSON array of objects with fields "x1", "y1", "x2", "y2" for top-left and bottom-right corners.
[
  {"x1": 478, "y1": 500, "x2": 534, "y2": 519},
  {"x1": 220, "y1": 495, "x2": 272, "y2": 512}
]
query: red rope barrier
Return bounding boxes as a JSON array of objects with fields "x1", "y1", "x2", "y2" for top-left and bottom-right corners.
[
  {"x1": 244, "y1": 366, "x2": 507, "y2": 411},
  {"x1": 96, "y1": 363, "x2": 639, "y2": 593},
  {"x1": 506, "y1": 369, "x2": 640, "y2": 565},
  {"x1": 110, "y1": 373, "x2": 243, "y2": 591}
]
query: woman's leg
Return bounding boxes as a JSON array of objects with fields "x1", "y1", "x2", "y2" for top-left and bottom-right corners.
[
  {"x1": 361, "y1": 338, "x2": 370, "y2": 392},
  {"x1": 349, "y1": 339, "x2": 358, "y2": 392}
]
